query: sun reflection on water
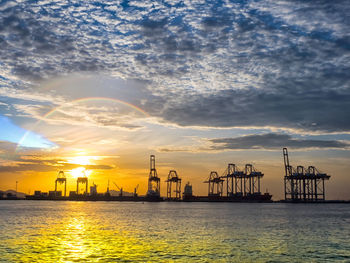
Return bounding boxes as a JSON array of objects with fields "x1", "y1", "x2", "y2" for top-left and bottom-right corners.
[{"x1": 6, "y1": 202, "x2": 160, "y2": 262}]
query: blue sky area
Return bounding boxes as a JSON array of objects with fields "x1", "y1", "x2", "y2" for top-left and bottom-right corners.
[{"x1": 0, "y1": 115, "x2": 55, "y2": 148}]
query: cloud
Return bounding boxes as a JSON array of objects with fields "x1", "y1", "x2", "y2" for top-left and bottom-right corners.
[
  {"x1": 155, "y1": 87, "x2": 350, "y2": 133},
  {"x1": 0, "y1": 162, "x2": 113, "y2": 173},
  {"x1": 0, "y1": 0, "x2": 349, "y2": 133},
  {"x1": 157, "y1": 146, "x2": 195, "y2": 153},
  {"x1": 0, "y1": 149, "x2": 114, "y2": 173},
  {"x1": 11, "y1": 98, "x2": 148, "y2": 132},
  {"x1": 208, "y1": 133, "x2": 350, "y2": 150}
]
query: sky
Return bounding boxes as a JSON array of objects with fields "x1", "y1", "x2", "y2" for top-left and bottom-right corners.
[{"x1": 0, "y1": 0, "x2": 349, "y2": 200}]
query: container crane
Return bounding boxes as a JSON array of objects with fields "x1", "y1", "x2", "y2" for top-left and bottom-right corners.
[{"x1": 113, "y1": 182, "x2": 123, "y2": 197}]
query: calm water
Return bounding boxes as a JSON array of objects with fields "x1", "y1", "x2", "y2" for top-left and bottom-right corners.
[{"x1": 0, "y1": 201, "x2": 349, "y2": 262}]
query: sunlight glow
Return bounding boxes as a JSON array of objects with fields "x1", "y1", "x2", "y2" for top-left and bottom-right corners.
[
  {"x1": 70, "y1": 167, "x2": 92, "y2": 178},
  {"x1": 67, "y1": 156, "x2": 94, "y2": 166}
]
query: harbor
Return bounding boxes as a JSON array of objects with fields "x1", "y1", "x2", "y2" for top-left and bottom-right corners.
[{"x1": 2, "y1": 148, "x2": 342, "y2": 203}]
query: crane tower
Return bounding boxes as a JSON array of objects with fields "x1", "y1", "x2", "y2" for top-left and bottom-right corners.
[{"x1": 147, "y1": 155, "x2": 160, "y2": 198}]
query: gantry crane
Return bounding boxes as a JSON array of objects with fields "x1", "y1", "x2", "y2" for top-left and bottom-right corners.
[
  {"x1": 283, "y1": 147, "x2": 330, "y2": 201},
  {"x1": 204, "y1": 171, "x2": 224, "y2": 197},
  {"x1": 55, "y1": 170, "x2": 67, "y2": 197},
  {"x1": 166, "y1": 170, "x2": 182, "y2": 200},
  {"x1": 76, "y1": 170, "x2": 88, "y2": 195}
]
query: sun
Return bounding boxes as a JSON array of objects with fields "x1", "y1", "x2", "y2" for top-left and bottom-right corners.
[
  {"x1": 67, "y1": 155, "x2": 98, "y2": 178},
  {"x1": 70, "y1": 167, "x2": 92, "y2": 178}
]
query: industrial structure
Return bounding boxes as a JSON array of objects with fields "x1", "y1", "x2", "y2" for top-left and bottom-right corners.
[
  {"x1": 204, "y1": 163, "x2": 265, "y2": 199},
  {"x1": 204, "y1": 171, "x2": 224, "y2": 197},
  {"x1": 146, "y1": 155, "x2": 160, "y2": 198},
  {"x1": 90, "y1": 183, "x2": 97, "y2": 195},
  {"x1": 14, "y1": 151, "x2": 347, "y2": 203},
  {"x1": 106, "y1": 180, "x2": 110, "y2": 196},
  {"x1": 113, "y1": 182, "x2": 123, "y2": 196},
  {"x1": 21, "y1": 154, "x2": 273, "y2": 202},
  {"x1": 133, "y1": 184, "x2": 139, "y2": 197},
  {"x1": 223, "y1": 164, "x2": 264, "y2": 197},
  {"x1": 76, "y1": 174, "x2": 88, "y2": 195},
  {"x1": 283, "y1": 148, "x2": 330, "y2": 202},
  {"x1": 183, "y1": 182, "x2": 193, "y2": 200},
  {"x1": 55, "y1": 171, "x2": 67, "y2": 197},
  {"x1": 39, "y1": 152, "x2": 350, "y2": 203},
  {"x1": 166, "y1": 170, "x2": 182, "y2": 200}
]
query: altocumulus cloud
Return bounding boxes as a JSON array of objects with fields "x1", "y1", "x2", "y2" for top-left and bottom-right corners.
[
  {"x1": 209, "y1": 133, "x2": 350, "y2": 150},
  {"x1": 0, "y1": 0, "x2": 349, "y2": 133}
]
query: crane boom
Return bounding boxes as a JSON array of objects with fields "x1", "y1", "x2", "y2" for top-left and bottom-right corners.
[{"x1": 113, "y1": 182, "x2": 120, "y2": 190}]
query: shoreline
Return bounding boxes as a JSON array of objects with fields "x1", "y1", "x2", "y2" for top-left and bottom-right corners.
[{"x1": 1, "y1": 197, "x2": 350, "y2": 203}]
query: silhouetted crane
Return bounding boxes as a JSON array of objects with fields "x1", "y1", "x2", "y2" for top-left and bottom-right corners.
[
  {"x1": 113, "y1": 182, "x2": 123, "y2": 196},
  {"x1": 134, "y1": 184, "x2": 139, "y2": 197},
  {"x1": 283, "y1": 147, "x2": 330, "y2": 201}
]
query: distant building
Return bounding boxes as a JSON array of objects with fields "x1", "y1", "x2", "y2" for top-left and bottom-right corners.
[
  {"x1": 183, "y1": 182, "x2": 193, "y2": 198},
  {"x1": 90, "y1": 184, "x2": 97, "y2": 196},
  {"x1": 49, "y1": 191, "x2": 62, "y2": 197},
  {"x1": 7, "y1": 192, "x2": 14, "y2": 198}
]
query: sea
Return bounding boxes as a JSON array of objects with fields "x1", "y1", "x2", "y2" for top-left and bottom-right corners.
[{"x1": 0, "y1": 201, "x2": 349, "y2": 262}]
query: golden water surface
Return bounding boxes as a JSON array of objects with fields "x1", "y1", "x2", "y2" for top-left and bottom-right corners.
[{"x1": 0, "y1": 201, "x2": 349, "y2": 262}]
